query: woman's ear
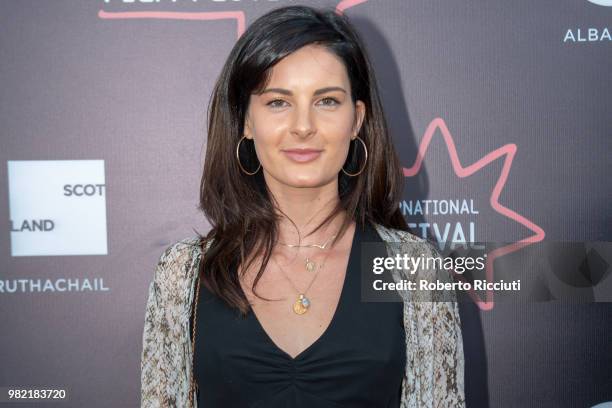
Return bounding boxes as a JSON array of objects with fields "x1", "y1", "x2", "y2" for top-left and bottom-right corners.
[
  {"x1": 353, "y1": 100, "x2": 366, "y2": 137},
  {"x1": 244, "y1": 111, "x2": 253, "y2": 139}
]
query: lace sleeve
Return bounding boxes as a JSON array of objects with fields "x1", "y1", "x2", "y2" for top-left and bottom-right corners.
[
  {"x1": 424, "y1": 242, "x2": 465, "y2": 407},
  {"x1": 140, "y1": 245, "x2": 176, "y2": 408},
  {"x1": 399, "y1": 238, "x2": 466, "y2": 407}
]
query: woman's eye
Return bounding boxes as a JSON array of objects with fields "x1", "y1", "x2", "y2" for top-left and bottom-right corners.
[
  {"x1": 267, "y1": 99, "x2": 287, "y2": 108},
  {"x1": 319, "y1": 97, "x2": 340, "y2": 106}
]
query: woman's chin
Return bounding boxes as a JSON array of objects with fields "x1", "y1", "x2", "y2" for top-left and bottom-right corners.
[{"x1": 282, "y1": 175, "x2": 329, "y2": 189}]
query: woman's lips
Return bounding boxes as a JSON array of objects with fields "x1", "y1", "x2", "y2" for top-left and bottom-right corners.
[{"x1": 282, "y1": 150, "x2": 322, "y2": 163}]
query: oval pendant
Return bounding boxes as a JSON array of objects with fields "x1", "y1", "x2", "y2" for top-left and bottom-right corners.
[
  {"x1": 293, "y1": 294, "x2": 310, "y2": 315},
  {"x1": 305, "y1": 258, "x2": 316, "y2": 272}
]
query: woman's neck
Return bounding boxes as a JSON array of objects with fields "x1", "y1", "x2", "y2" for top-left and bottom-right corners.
[{"x1": 265, "y1": 172, "x2": 347, "y2": 247}]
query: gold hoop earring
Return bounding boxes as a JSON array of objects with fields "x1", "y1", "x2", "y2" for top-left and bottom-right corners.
[
  {"x1": 235, "y1": 135, "x2": 261, "y2": 175},
  {"x1": 341, "y1": 136, "x2": 368, "y2": 177}
]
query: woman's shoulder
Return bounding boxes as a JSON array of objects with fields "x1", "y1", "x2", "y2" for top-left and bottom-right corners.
[
  {"x1": 371, "y1": 222, "x2": 442, "y2": 259},
  {"x1": 156, "y1": 236, "x2": 203, "y2": 266},
  {"x1": 371, "y1": 222, "x2": 429, "y2": 245},
  {"x1": 151, "y1": 236, "x2": 205, "y2": 290}
]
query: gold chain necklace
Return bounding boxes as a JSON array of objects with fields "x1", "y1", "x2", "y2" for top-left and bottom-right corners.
[
  {"x1": 278, "y1": 233, "x2": 338, "y2": 249},
  {"x1": 271, "y1": 244, "x2": 334, "y2": 315},
  {"x1": 278, "y1": 233, "x2": 338, "y2": 273}
]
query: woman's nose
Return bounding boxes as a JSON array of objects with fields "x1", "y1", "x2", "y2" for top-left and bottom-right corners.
[{"x1": 290, "y1": 105, "x2": 316, "y2": 139}]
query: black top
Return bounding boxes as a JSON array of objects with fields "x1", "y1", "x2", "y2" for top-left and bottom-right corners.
[{"x1": 191, "y1": 221, "x2": 406, "y2": 407}]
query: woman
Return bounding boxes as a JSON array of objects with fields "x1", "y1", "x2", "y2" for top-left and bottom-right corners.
[{"x1": 141, "y1": 5, "x2": 464, "y2": 408}]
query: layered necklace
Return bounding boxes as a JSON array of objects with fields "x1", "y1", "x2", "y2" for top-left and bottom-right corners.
[
  {"x1": 278, "y1": 233, "x2": 337, "y2": 272},
  {"x1": 274, "y1": 231, "x2": 338, "y2": 315}
]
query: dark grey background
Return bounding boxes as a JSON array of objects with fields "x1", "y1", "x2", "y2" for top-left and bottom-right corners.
[{"x1": 1, "y1": 1, "x2": 610, "y2": 407}]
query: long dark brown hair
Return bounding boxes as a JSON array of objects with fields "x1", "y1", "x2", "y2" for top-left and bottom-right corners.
[{"x1": 196, "y1": 5, "x2": 408, "y2": 315}]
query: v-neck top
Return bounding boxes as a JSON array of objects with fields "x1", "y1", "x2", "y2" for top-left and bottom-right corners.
[{"x1": 190, "y1": 221, "x2": 406, "y2": 407}]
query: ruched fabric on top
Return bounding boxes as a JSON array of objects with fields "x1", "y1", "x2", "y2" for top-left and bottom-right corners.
[{"x1": 191, "y1": 221, "x2": 406, "y2": 408}]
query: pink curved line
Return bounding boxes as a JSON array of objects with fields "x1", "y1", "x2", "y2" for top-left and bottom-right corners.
[
  {"x1": 404, "y1": 117, "x2": 546, "y2": 310},
  {"x1": 336, "y1": 0, "x2": 370, "y2": 15},
  {"x1": 98, "y1": 10, "x2": 246, "y2": 38}
]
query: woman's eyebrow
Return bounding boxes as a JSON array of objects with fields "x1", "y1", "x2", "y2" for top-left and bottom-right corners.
[{"x1": 260, "y1": 86, "x2": 347, "y2": 96}]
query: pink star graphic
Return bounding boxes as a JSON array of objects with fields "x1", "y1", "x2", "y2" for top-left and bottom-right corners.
[
  {"x1": 404, "y1": 117, "x2": 546, "y2": 310},
  {"x1": 336, "y1": 0, "x2": 370, "y2": 14}
]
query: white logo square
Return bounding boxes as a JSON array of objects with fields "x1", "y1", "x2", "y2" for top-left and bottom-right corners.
[{"x1": 8, "y1": 160, "x2": 108, "y2": 256}]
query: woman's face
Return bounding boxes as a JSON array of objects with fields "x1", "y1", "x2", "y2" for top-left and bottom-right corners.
[{"x1": 243, "y1": 44, "x2": 366, "y2": 190}]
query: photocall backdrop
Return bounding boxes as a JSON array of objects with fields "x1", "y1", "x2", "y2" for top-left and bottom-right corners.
[{"x1": 1, "y1": 1, "x2": 610, "y2": 407}]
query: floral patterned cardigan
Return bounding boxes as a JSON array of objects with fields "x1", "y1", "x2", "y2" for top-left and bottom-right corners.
[{"x1": 140, "y1": 223, "x2": 465, "y2": 407}]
